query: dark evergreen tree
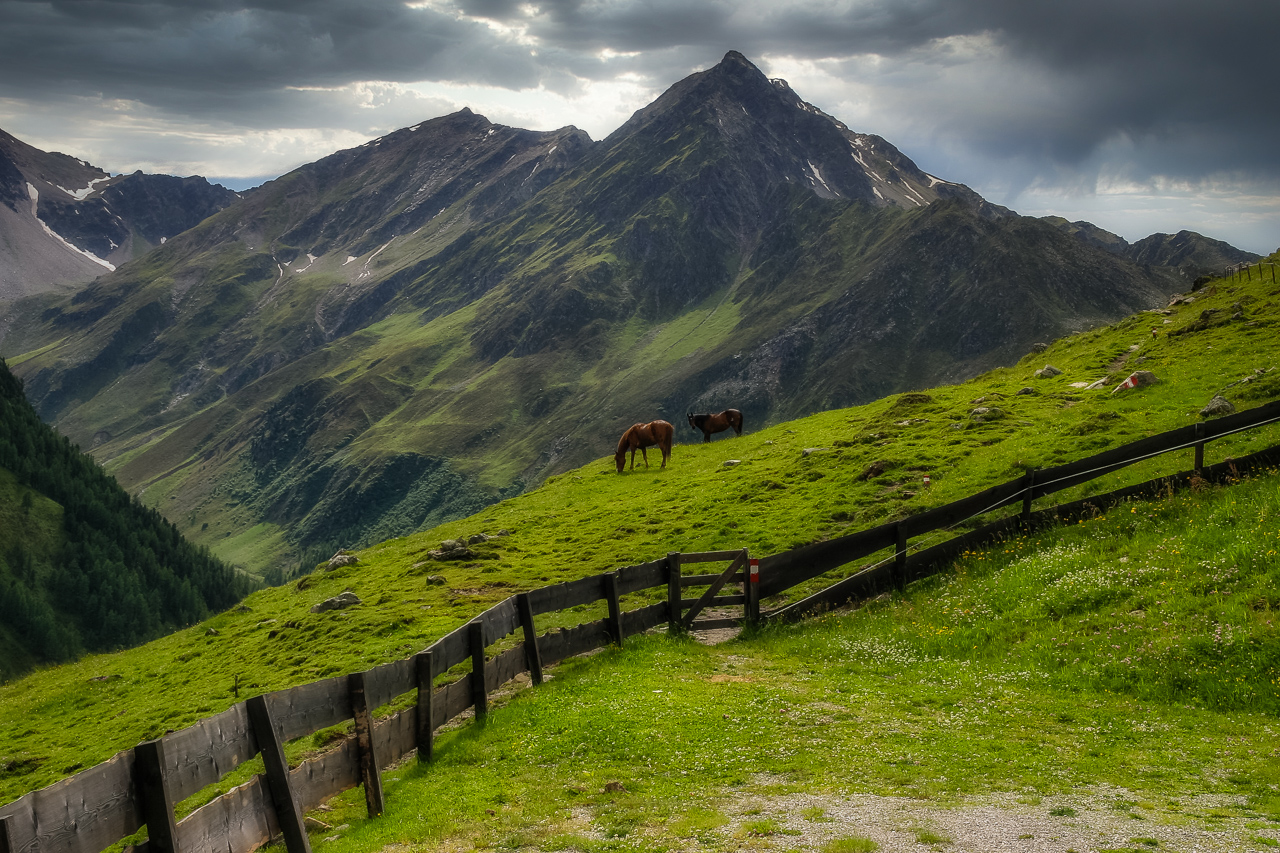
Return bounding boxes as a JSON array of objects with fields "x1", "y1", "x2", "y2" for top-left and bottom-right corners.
[{"x1": 0, "y1": 358, "x2": 254, "y2": 680}]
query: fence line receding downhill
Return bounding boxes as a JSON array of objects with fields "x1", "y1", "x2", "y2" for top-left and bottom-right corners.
[{"x1": 2, "y1": 398, "x2": 1278, "y2": 853}]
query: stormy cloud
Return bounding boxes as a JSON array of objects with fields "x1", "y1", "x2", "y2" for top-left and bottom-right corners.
[{"x1": 0, "y1": 0, "x2": 1275, "y2": 252}]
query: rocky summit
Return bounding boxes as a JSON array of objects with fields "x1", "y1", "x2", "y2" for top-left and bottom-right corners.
[{"x1": 0, "y1": 52, "x2": 1257, "y2": 577}]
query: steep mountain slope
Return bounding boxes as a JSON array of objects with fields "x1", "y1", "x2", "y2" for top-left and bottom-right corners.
[
  {"x1": 0, "y1": 52, "x2": 1243, "y2": 577},
  {"x1": 0, "y1": 127, "x2": 239, "y2": 301},
  {"x1": 0, "y1": 359, "x2": 251, "y2": 681}
]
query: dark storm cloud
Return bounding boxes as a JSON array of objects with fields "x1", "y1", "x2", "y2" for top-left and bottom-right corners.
[
  {"x1": 0, "y1": 0, "x2": 1276, "y2": 250},
  {"x1": 0, "y1": 0, "x2": 541, "y2": 108}
]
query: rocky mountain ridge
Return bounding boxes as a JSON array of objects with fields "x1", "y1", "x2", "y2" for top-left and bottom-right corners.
[
  {"x1": 0, "y1": 127, "x2": 239, "y2": 301},
  {"x1": 0, "y1": 52, "x2": 1261, "y2": 578}
]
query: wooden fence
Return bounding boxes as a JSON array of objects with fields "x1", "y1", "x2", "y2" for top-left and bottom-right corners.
[{"x1": 2, "y1": 398, "x2": 1278, "y2": 853}]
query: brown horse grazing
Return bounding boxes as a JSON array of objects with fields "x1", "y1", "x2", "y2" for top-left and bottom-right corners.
[
  {"x1": 687, "y1": 409, "x2": 744, "y2": 443},
  {"x1": 615, "y1": 420, "x2": 674, "y2": 473}
]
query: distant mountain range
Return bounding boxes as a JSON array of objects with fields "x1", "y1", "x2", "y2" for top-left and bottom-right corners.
[
  {"x1": 0, "y1": 127, "x2": 239, "y2": 301},
  {"x1": 0, "y1": 51, "x2": 1261, "y2": 580}
]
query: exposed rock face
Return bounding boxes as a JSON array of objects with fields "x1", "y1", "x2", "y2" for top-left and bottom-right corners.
[
  {"x1": 1200, "y1": 395, "x2": 1236, "y2": 417},
  {"x1": 310, "y1": 591, "x2": 362, "y2": 613}
]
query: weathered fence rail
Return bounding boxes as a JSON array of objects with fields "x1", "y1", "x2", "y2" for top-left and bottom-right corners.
[{"x1": 2, "y1": 398, "x2": 1278, "y2": 853}]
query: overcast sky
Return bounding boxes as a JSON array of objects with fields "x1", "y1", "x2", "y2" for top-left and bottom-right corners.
[{"x1": 1, "y1": 0, "x2": 1276, "y2": 254}]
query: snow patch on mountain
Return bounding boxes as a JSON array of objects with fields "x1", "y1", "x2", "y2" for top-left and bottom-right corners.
[
  {"x1": 56, "y1": 176, "x2": 111, "y2": 200},
  {"x1": 26, "y1": 182, "x2": 115, "y2": 271}
]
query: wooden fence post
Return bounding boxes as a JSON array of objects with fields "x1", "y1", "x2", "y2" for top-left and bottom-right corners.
[
  {"x1": 666, "y1": 552, "x2": 683, "y2": 634},
  {"x1": 516, "y1": 593, "x2": 543, "y2": 685},
  {"x1": 349, "y1": 672, "x2": 384, "y2": 818},
  {"x1": 605, "y1": 571, "x2": 624, "y2": 646},
  {"x1": 415, "y1": 651, "x2": 434, "y2": 763},
  {"x1": 1021, "y1": 469, "x2": 1036, "y2": 527},
  {"x1": 135, "y1": 738, "x2": 180, "y2": 853},
  {"x1": 745, "y1": 555, "x2": 760, "y2": 626},
  {"x1": 246, "y1": 694, "x2": 312, "y2": 853},
  {"x1": 469, "y1": 621, "x2": 488, "y2": 720},
  {"x1": 1194, "y1": 422, "x2": 1206, "y2": 472}
]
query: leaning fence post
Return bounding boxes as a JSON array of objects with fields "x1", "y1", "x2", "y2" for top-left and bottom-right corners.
[
  {"x1": 135, "y1": 738, "x2": 180, "y2": 853},
  {"x1": 666, "y1": 552, "x2": 683, "y2": 634},
  {"x1": 605, "y1": 571, "x2": 624, "y2": 646},
  {"x1": 1021, "y1": 468, "x2": 1036, "y2": 527},
  {"x1": 469, "y1": 621, "x2": 488, "y2": 720},
  {"x1": 415, "y1": 651, "x2": 434, "y2": 763},
  {"x1": 516, "y1": 592, "x2": 543, "y2": 685},
  {"x1": 246, "y1": 694, "x2": 312, "y2": 853},
  {"x1": 349, "y1": 672, "x2": 384, "y2": 818}
]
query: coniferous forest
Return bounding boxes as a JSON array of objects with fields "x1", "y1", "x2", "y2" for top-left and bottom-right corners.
[{"x1": 0, "y1": 358, "x2": 252, "y2": 680}]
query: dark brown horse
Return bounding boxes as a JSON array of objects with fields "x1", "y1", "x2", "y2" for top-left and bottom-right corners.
[
  {"x1": 686, "y1": 409, "x2": 744, "y2": 443},
  {"x1": 615, "y1": 420, "x2": 674, "y2": 472}
]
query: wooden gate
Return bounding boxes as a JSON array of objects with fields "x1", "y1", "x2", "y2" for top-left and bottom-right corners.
[{"x1": 665, "y1": 549, "x2": 759, "y2": 632}]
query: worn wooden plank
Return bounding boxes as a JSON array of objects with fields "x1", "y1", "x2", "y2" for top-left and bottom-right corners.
[
  {"x1": 537, "y1": 619, "x2": 612, "y2": 665},
  {"x1": 134, "y1": 739, "x2": 180, "y2": 853},
  {"x1": 375, "y1": 707, "x2": 417, "y2": 769},
  {"x1": 768, "y1": 562, "x2": 896, "y2": 622},
  {"x1": 6, "y1": 748, "x2": 143, "y2": 853},
  {"x1": 621, "y1": 602, "x2": 667, "y2": 638},
  {"x1": 476, "y1": 597, "x2": 522, "y2": 643},
  {"x1": 160, "y1": 702, "x2": 256, "y2": 805},
  {"x1": 678, "y1": 550, "x2": 747, "y2": 564},
  {"x1": 757, "y1": 524, "x2": 894, "y2": 599},
  {"x1": 268, "y1": 677, "x2": 349, "y2": 743},
  {"x1": 363, "y1": 657, "x2": 414, "y2": 711},
  {"x1": 516, "y1": 593, "x2": 544, "y2": 686},
  {"x1": 615, "y1": 558, "x2": 667, "y2": 596},
  {"x1": 680, "y1": 572, "x2": 746, "y2": 586},
  {"x1": 0, "y1": 798, "x2": 34, "y2": 853},
  {"x1": 348, "y1": 673, "x2": 384, "y2": 818},
  {"x1": 289, "y1": 738, "x2": 359, "y2": 816},
  {"x1": 437, "y1": 678, "x2": 473, "y2": 726},
  {"x1": 487, "y1": 645, "x2": 528, "y2": 693},
  {"x1": 525, "y1": 574, "x2": 607, "y2": 615},
  {"x1": 245, "y1": 695, "x2": 311, "y2": 853},
  {"x1": 678, "y1": 595, "x2": 745, "y2": 607},
  {"x1": 424, "y1": 622, "x2": 471, "y2": 674},
  {"x1": 171, "y1": 773, "x2": 277, "y2": 853}
]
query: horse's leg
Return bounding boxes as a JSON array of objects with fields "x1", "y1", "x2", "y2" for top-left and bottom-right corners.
[
  {"x1": 703, "y1": 430, "x2": 710, "y2": 443},
  {"x1": 641, "y1": 446, "x2": 649, "y2": 468}
]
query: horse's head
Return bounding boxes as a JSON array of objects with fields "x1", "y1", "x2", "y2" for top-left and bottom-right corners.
[
  {"x1": 615, "y1": 447, "x2": 626, "y2": 473},
  {"x1": 686, "y1": 412, "x2": 697, "y2": 430}
]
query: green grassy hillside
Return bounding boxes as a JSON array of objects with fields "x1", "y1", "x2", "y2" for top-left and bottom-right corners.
[{"x1": 0, "y1": 259, "x2": 1277, "y2": 833}]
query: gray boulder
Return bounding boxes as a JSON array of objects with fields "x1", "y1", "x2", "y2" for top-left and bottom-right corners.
[
  {"x1": 1200, "y1": 395, "x2": 1235, "y2": 418},
  {"x1": 1110, "y1": 370, "x2": 1159, "y2": 395},
  {"x1": 311, "y1": 591, "x2": 362, "y2": 613}
]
